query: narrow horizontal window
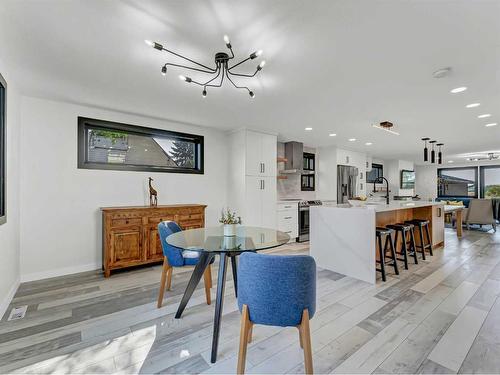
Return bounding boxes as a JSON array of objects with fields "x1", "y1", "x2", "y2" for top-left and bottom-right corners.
[{"x1": 78, "y1": 117, "x2": 204, "y2": 174}]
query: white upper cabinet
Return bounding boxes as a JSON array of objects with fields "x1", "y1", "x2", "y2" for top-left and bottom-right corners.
[
  {"x1": 245, "y1": 130, "x2": 277, "y2": 177},
  {"x1": 366, "y1": 155, "x2": 373, "y2": 171}
]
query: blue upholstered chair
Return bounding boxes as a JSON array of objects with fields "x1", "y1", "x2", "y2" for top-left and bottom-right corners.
[
  {"x1": 157, "y1": 221, "x2": 212, "y2": 308},
  {"x1": 236, "y1": 252, "x2": 316, "y2": 374}
]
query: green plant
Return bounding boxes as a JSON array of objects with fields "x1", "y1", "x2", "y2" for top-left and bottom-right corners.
[{"x1": 219, "y1": 208, "x2": 242, "y2": 225}]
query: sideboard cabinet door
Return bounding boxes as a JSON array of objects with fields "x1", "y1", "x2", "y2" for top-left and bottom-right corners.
[
  {"x1": 108, "y1": 226, "x2": 143, "y2": 267},
  {"x1": 146, "y1": 225, "x2": 165, "y2": 262}
]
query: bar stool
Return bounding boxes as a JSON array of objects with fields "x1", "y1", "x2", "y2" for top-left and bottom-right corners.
[
  {"x1": 375, "y1": 227, "x2": 399, "y2": 282},
  {"x1": 386, "y1": 223, "x2": 418, "y2": 269},
  {"x1": 404, "y1": 219, "x2": 433, "y2": 260}
]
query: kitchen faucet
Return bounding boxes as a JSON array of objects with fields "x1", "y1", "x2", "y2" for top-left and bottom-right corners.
[{"x1": 374, "y1": 177, "x2": 390, "y2": 205}]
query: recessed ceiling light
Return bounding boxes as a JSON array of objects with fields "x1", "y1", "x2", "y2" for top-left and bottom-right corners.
[
  {"x1": 466, "y1": 103, "x2": 480, "y2": 108},
  {"x1": 485, "y1": 123, "x2": 498, "y2": 127},
  {"x1": 305, "y1": 127, "x2": 312, "y2": 131},
  {"x1": 348, "y1": 138, "x2": 356, "y2": 142},
  {"x1": 478, "y1": 114, "x2": 491, "y2": 118},
  {"x1": 365, "y1": 142, "x2": 372, "y2": 146},
  {"x1": 450, "y1": 87, "x2": 467, "y2": 94},
  {"x1": 329, "y1": 133, "x2": 337, "y2": 137},
  {"x1": 448, "y1": 160, "x2": 454, "y2": 163}
]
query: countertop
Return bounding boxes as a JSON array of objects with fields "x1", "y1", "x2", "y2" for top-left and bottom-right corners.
[{"x1": 312, "y1": 200, "x2": 444, "y2": 213}]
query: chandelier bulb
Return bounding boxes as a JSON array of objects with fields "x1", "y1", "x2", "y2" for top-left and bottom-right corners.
[
  {"x1": 202, "y1": 89, "x2": 207, "y2": 98},
  {"x1": 145, "y1": 40, "x2": 163, "y2": 50},
  {"x1": 223, "y1": 35, "x2": 231, "y2": 48},
  {"x1": 249, "y1": 91, "x2": 255, "y2": 98},
  {"x1": 161, "y1": 66, "x2": 167, "y2": 76},
  {"x1": 179, "y1": 75, "x2": 192, "y2": 83},
  {"x1": 257, "y1": 60, "x2": 266, "y2": 71},
  {"x1": 250, "y1": 50, "x2": 263, "y2": 59}
]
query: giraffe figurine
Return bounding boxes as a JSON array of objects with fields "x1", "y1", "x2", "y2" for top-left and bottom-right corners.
[{"x1": 148, "y1": 177, "x2": 158, "y2": 207}]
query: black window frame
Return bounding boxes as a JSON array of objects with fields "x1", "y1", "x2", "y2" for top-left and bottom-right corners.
[
  {"x1": 0, "y1": 73, "x2": 6, "y2": 225},
  {"x1": 78, "y1": 117, "x2": 204, "y2": 174},
  {"x1": 437, "y1": 166, "x2": 478, "y2": 198},
  {"x1": 367, "y1": 163, "x2": 383, "y2": 183},
  {"x1": 301, "y1": 152, "x2": 315, "y2": 191},
  {"x1": 480, "y1": 165, "x2": 500, "y2": 198}
]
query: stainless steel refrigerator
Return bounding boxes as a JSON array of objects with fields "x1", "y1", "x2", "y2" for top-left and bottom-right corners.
[{"x1": 337, "y1": 165, "x2": 359, "y2": 203}]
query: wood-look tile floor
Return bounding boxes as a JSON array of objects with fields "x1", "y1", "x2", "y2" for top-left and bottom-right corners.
[{"x1": 1, "y1": 228, "x2": 500, "y2": 374}]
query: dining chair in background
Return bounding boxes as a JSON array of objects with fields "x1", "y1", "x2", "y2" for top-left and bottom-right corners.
[
  {"x1": 236, "y1": 252, "x2": 316, "y2": 374},
  {"x1": 157, "y1": 221, "x2": 212, "y2": 308},
  {"x1": 465, "y1": 199, "x2": 497, "y2": 232}
]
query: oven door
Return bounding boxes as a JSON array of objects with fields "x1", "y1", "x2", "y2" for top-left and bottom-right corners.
[{"x1": 298, "y1": 207, "x2": 309, "y2": 242}]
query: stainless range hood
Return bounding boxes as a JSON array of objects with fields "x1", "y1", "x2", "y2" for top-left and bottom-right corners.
[{"x1": 282, "y1": 141, "x2": 304, "y2": 174}]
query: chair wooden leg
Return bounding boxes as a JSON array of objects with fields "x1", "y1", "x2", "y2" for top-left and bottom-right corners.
[
  {"x1": 208, "y1": 264, "x2": 213, "y2": 288},
  {"x1": 203, "y1": 266, "x2": 212, "y2": 305},
  {"x1": 237, "y1": 304, "x2": 252, "y2": 374},
  {"x1": 166, "y1": 267, "x2": 173, "y2": 291},
  {"x1": 157, "y1": 257, "x2": 170, "y2": 308},
  {"x1": 299, "y1": 309, "x2": 313, "y2": 374}
]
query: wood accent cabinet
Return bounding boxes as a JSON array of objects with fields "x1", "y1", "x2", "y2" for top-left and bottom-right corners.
[{"x1": 101, "y1": 204, "x2": 206, "y2": 277}]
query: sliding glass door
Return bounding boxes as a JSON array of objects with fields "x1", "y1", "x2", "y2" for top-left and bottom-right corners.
[{"x1": 480, "y1": 166, "x2": 500, "y2": 198}]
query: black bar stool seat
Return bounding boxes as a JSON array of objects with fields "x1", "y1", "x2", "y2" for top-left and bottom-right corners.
[
  {"x1": 386, "y1": 223, "x2": 418, "y2": 269},
  {"x1": 375, "y1": 227, "x2": 399, "y2": 282},
  {"x1": 404, "y1": 219, "x2": 433, "y2": 259}
]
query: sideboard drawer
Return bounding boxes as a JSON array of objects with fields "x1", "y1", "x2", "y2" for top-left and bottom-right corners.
[
  {"x1": 148, "y1": 215, "x2": 176, "y2": 225},
  {"x1": 111, "y1": 218, "x2": 143, "y2": 227}
]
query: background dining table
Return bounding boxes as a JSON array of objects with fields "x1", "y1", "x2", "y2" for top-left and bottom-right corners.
[{"x1": 166, "y1": 226, "x2": 290, "y2": 363}]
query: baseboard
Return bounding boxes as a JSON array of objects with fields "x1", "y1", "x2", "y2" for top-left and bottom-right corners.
[
  {"x1": 21, "y1": 263, "x2": 101, "y2": 283},
  {"x1": 0, "y1": 276, "x2": 20, "y2": 320}
]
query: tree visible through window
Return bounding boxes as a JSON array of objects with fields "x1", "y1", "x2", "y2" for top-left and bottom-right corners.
[
  {"x1": 78, "y1": 117, "x2": 203, "y2": 174},
  {"x1": 481, "y1": 166, "x2": 500, "y2": 198}
]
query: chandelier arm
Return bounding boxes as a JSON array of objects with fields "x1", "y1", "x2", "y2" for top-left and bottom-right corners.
[
  {"x1": 201, "y1": 66, "x2": 222, "y2": 86},
  {"x1": 161, "y1": 47, "x2": 217, "y2": 72},
  {"x1": 191, "y1": 68, "x2": 225, "y2": 88},
  {"x1": 225, "y1": 71, "x2": 251, "y2": 93},
  {"x1": 228, "y1": 57, "x2": 251, "y2": 70},
  {"x1": 227, "y1": 69, "x2": 258, "y2": 78},
  {"x1": 164, "y1": 63, "x2": 218, "y2": 75},
  {"x1": 227, "y1": 47, "x2": 235, "y2": 59}
]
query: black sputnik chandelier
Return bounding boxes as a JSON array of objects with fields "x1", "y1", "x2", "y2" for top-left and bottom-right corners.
[{"x1": 145, "y1": 35, "x2": 265, "y2": 98}]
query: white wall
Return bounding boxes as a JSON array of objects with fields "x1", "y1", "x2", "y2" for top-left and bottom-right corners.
[
  {"x1": 317, "y1": 145, "x2": 337, "y2": 200},
  {"x1": 19, "y1": 96, "x2": 228, "y2": 281},
  {"x1": 0, "y1": 60, "x2": 21, "y2": 318},
  {"x1": 415, "y1": 164, "x2": 437, "y2": 200}
]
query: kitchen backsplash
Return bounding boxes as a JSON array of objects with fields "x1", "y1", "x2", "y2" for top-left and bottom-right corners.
[{"x1": 277, "y1": 142, "x2": 317, "y2": 200}]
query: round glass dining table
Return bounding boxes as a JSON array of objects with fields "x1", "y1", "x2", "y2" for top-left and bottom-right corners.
[{"x1": 167, "y1": 226, "x2": 290, "y2": 363}]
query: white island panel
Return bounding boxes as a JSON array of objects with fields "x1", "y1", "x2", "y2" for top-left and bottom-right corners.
[{"x1": 310, "y1": 206, "x2": 376, "y2": 284}]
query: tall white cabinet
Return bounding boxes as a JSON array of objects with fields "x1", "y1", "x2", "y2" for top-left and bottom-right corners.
[{"x1": 228, "y1": 129, "x2": 277, "y2": 228}]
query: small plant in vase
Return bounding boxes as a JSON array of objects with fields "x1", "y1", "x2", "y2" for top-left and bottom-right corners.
[{"x1": 219, "y1": 208, "x2": 242, "y2": 236}]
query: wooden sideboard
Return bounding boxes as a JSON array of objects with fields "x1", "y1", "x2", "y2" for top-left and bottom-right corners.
[{"x1": 101, "y1": 204, "x2": 206, "y2": 277}]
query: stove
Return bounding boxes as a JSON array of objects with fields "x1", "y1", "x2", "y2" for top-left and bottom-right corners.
[
  {"x1": 299, "y1": 200, "x2": 323, "y2": 208},
  {"x1": 298, "y1": 200, "x2": 322, "y2": 242}
]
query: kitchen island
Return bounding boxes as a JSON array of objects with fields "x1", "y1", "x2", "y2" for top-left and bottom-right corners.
[{"x1": 310, "y1": 201, "x2": 445, "y2": 283}]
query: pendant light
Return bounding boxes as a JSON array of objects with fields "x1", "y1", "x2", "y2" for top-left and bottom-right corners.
[
  {"x1": 422, "y1": 138, "x2": 430, "y2": 162},
  {"x1": 437, "y1": 143, "x2": 444, "y2": 164},
  {"x1": 429, "y1": 140, "x2": 437, "y2": 163}
]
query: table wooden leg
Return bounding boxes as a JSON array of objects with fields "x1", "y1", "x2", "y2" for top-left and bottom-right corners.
[{"x1": 456, "y1": 209, "x2": 463, "y2": 237}]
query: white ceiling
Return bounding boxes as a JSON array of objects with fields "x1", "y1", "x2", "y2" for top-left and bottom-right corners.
[{"x1": 1, "y1": 0, "x2": 499, "y2": 163}]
